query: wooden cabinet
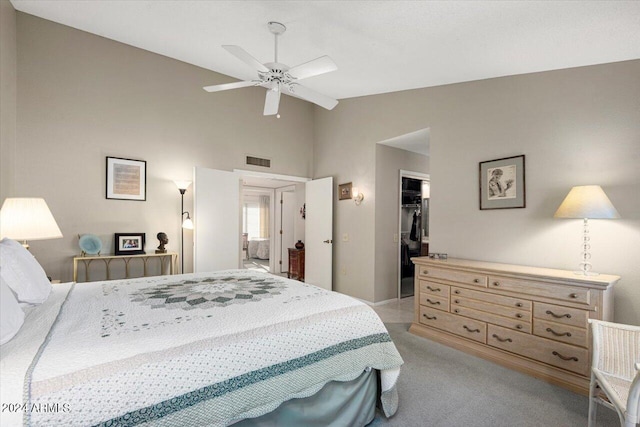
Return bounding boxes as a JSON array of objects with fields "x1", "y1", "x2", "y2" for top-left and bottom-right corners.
[
  {"x1": 287, "y1": 248, "x2": 305, "y2": 282},
  {"x1": 409, "y1": 257, "x2": 618, "y2": 395}
]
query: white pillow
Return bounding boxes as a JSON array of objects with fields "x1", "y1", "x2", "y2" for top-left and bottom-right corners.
[
  {"x1": 0, "y1": 276, "x2": 25, "y2": 345},
  {"x1": 0, "y1": 238, "x2": 51, "y2": 304}
]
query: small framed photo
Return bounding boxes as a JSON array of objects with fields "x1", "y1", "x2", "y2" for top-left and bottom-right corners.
[
  {"x1": 114, "y1": 233, "x2": 145, "y2": 255},
  {"x1": 338, "y1": 182, "x2": 353, "y2": 200},
  {"x1": 479, "y1": 155, "x2": 526, "y2": 210},
  {"x1": 106, "y1": 157, "x2": 146, "y2": 201}
]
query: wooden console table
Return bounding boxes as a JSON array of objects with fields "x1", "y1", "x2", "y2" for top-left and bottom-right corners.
[{"x1": 73, "y1": 252, "x2": 178, "y2": 282}]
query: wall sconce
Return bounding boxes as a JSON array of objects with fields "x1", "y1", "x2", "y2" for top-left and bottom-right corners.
[{"x1": 352, "y1": 187, "x2": 364, "y2": 205}]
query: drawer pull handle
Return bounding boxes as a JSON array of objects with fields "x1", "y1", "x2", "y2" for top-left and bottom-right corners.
[
  {"x1": 422, "y1": 270, "x2": 429, "y2": 275},
  {"x1": 493, "y1": 282, "x2": 500, "y2": 286},
  {"x1": 492, "y1": 334, "x2": 512, "y2": 343},
  {"x1": 454, "y1": 309, "x2": 460, "y2": 313},
  {"x1": 423, "y1": 313, "x2": 437, "y2": 320},
  {"x1": 546, "y1": 310, "x2": 572, "y2": 319},
  {"x1": 515, "y1": 303, "x2": 523, "y2": 308},
  {"x1": 454, "y1": 299, "x2": 460, "y2": 304},
  {"x1": 473, "y1": 279, "x2": 480, "y2": 283},
  {"x1": 546, "y1": 328, "x2": 572, "y2": 337},
  {"x1": 426, "y1": 299, "x2": 440, "y2": 305},
  {"x1": 427, "y1": 286, "x2": 441, "y2": 292},
  {"x1": 516, "y1": 313, "x2": 523, "y2": 319},
  {"x1": 552, "y1": 351, "x2": 578, "y2": 362},
  {"x1": 516, "y1": 324, "x2": 523, "y2": 330},
  {"x1": 569, "y1": 293, "x2": 578, "y2": 299},
  {"x1": 454, "y1": 290, "x2": 460, "y2": 295},
  {"x1": 463, "y1": 325, "x2": 481, "y2": 333}
]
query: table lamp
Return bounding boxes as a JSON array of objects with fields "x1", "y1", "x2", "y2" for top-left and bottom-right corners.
[
  {"x1": 0, "y1": 198, "x2": 63, "y2": 249},
  {"x1": 554, "y1": 185, "x2": 619, "y2": 276}
]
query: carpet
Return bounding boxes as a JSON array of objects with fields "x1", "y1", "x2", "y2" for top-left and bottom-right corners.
[{"x1": 369, "y1": 323, "x2": 619, "y2": 427}]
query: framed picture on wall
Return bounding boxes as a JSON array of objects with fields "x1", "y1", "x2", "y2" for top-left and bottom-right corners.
[
  {"x1": 338, "y1": 182, "x2": 353, "y2": 200},
  {"x1": 106, "y1": 156, "x2": 147, "y2": 201},
  {"x1": 479, "y1": 155, "x2": 526, "y2": 210},
  {"x1": 114, "y1": 233, "x2": 146, "y2": 255}
]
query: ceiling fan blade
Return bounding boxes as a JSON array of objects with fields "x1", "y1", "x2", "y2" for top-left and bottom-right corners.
[
  {"x1": 203, "y1": 80, "x2": 258, "y2": 92},
  {"x1": 222, "y1": 45, "x2": 269, "y2": 73},
  {"x1": 284, "y1": 84, "x2": 338, "y2": 110},
  {"x1": 263, "y1": 86, "x2": 281, "y2": 116},
  {"x1": 287, "y1": 55, "x2": 337, "y2": 80}
]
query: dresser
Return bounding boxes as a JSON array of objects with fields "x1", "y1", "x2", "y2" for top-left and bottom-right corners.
[
  {"x1": 409, "y1": 257, "x2": 618, "y2": 395},
  {"x1": 287, "y1": 248, "x2": 305, "y2": 282}
]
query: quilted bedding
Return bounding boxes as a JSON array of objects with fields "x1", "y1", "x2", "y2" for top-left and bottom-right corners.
[{"x1": 1, "y1": 270, "x2": 403, "y2": 426}]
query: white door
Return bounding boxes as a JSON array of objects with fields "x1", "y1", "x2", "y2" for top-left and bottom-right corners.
[
  {"x1": 305, "y1": 177, "x2": 333, "y2": 290},
  {"x1": 193, "y1": 167, "x2": 241, "y2": 272},
  {"x1": 280, "y1": 191, "x2": 296, "y2": 273}
]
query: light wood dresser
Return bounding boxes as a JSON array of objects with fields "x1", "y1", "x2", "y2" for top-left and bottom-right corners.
[{"x1": 408, "y1": 257, "x2": 619, "y2": 395}]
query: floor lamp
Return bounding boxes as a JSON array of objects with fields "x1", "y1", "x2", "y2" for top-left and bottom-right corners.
[{"x1": 174, "y1": 181, "x2": 194, "y2": 273}]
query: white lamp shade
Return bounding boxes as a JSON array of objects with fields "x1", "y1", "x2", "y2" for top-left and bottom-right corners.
[
  {"x1": 174, "y1": 180, "x2": 192, "y2": 191},
  {"x1": 0, "y1": 198, "x2": 63, "y2": 240},
  {"x1": 182, "y1": 218, "x2": 194, "y2": 230},
  {"x1": 554, "y1": 185, "x2": 620, "y2": 219}
]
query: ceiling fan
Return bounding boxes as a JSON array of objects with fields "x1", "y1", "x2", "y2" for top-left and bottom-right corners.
[{"x1": 203, "y1": 22, "x2": 338, "y2": 116}]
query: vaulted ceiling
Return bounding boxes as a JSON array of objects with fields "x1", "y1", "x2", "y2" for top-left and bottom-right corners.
[{"x1": 11, "y1": 1, "x2": 640, "y2": 100}]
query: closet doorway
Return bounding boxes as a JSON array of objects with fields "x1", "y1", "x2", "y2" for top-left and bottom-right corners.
[{"x1": 399, "y1": 171, "x2": 430, "y2": 299}]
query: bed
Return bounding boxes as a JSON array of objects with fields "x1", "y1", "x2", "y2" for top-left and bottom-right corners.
[
  {"x1": 1, "y1": 264, "x2": 403, "y2": 426},
  {"x1": 248, "y1": 238, "x2": 270, "y2": 260}
]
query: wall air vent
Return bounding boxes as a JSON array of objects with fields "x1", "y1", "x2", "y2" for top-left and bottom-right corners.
[{"x1": 246, "y1": 156, "x2": 271, "y2": 168}]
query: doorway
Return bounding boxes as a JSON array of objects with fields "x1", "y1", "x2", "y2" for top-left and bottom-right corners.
[
  {"x1": 399, "y1": 171, "x2": 430, "y2": 299},
  {"x1": 241, "y1": 186, "x2": 275, "y2": 274},
  {"x1": 193, "y1": 167, "x2": 334, "y2": 290}
]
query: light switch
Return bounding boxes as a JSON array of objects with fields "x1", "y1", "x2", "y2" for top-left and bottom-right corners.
[
  {"x1": 393, "y1": 234, "x2": 398, "y2": 243},
  {"x1": 342, "y1": 233, "x2": 349, "y2": 242}
]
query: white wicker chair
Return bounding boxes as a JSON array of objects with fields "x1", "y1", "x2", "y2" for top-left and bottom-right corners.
[{"x1": 588, "y1": 319, "x2": 640, "y2": 427}]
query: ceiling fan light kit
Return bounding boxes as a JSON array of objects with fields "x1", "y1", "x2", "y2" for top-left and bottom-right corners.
[{"x1": 203, "y1": 21, "x2": 338, "y2": 116}]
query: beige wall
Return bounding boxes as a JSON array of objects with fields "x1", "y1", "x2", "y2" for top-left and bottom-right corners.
[
  {"x1": 0, "y1": 0, "x2": 17, "y2": 200},
  {"x1": 374, "y1": 144, "x2": 429, "y2": 302},
  {"x1": 315, "y1": 60, "x2": 640, "y2": 325},
  {"x1": 8, "y1": 9, "x2": 640, "y2": 324},
  {"x1": 15, "y1": 13, "x2": 315, "y2": 281}
]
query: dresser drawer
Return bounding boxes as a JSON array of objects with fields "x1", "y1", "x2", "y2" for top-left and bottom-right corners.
[
  {"x1": 419, "y1": 306, "x2": 486, "y2": 344},
  {"x1": 419, "y1": 293, "x2": 449, "y2": 312},
  {"x1": 452, "y1": 296, "x2": 531, "y2": 322},
  {"x1": 419, "y1": 280, "x2": 450, "y2": 298},
  {"x1": 452, "y1": 286, "x2": 531, "y2": 311},
  {"x1": 418, "y1": 266, "x2": 487, "y2": 288},
  {"x1": 533, "y1": 302, "x2": 589, "y2": 329},
  {"x1": 488, "y1": 276, "x2": 590, "y2": 305},
  {"x1": 488, "y1": 325, "x2": 589, "y2": 376},
  {"x1": 452, "y1": 306, "x2": 531, "y2": 333},
  {"x1": 533, "y1": 319, "x2": 589, "y2": 348}
]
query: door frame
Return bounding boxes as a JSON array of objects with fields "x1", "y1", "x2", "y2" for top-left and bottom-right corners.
[
  {"x1": 274, "y1": 185, "x2": 297, "y2": 274},
  {"x1": 398, "y1": 169, "x2": 430, "y2": 299}
]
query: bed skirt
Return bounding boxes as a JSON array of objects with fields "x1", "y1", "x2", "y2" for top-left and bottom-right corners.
[{"x1": 233, "y1": 368, "x2": 378, "y2": 426}]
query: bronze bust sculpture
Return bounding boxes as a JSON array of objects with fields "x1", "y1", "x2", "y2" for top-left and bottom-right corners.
[{"x1": 156, "y1": 232, "x2": 168, "y2": 253}]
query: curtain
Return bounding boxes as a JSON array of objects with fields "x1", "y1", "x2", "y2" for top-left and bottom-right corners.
[{"x1": 259, "y1": 196, "x2": 270, "y2": 238}]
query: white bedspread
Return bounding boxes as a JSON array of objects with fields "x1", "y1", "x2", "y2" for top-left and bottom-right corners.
[{"x1": 0, "y1": 270, "x2": 403, "y2": 426}]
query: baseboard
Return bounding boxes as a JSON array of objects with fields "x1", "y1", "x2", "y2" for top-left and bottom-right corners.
[{"x1": 353, "y1": 297, "x2": 399, "y2": 307}]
